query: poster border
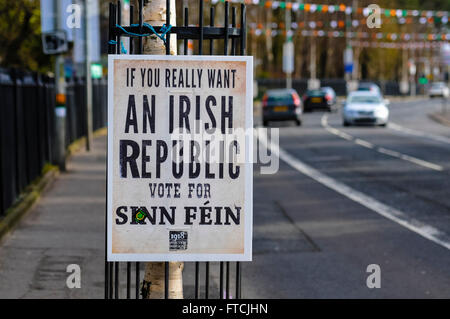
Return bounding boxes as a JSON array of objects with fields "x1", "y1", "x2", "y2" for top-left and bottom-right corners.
[{"x1": 107, "y1": 54, "x2": 253, "y2": 262}]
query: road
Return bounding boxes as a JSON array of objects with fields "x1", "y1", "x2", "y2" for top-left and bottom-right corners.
[
  {"x1": 0, "y1": 97, "x2": 449, "y2": 299},
  {"x1": 244, "y1": 97, "x2": 450, "y2": 298}
]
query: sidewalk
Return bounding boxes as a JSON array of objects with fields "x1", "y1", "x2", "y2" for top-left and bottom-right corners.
[
  {"x1": 0, "y1": 135, "x2": 234, "y2": 299},
  {"x1": 429, "y1": 111, "x2": 450, "y2": 127},
  {"x1": 0, "y1": 137, "x2": 107, "y2": 299}
]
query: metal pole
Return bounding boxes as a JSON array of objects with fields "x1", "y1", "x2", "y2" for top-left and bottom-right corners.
[
  {"x1": 344, "y1": 2, "x2": 351, "y2": 82},
  {"x1": 285, "y1": 1, "x2": 292, "y2": 89},
  {"x1": 351, "y1": 0, "x2": 358, "y2": 80},
  {"x1": 409, "y1": 50, "x2": 416, "y2": 97},
  {"x1": 54, "y1": 0, "x2": 66, "y2": 171},
  {"x1": 85, "y1": 0, "x2": 93, "y2": 151},
  {"x1": 310, "y1": 39, "x2": 316, "y2": 80},
  {"x1": 401, "y1": 47, "x2": 408, "y2": 95}
]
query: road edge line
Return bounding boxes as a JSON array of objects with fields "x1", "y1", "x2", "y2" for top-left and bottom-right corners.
[
  {"x1": 257, "y1": 131, "x2": 450, "y2": 251},
  {"x1": 428, "y1": 112, "x2": 450, "y2": 128},
  {"x1": 321, "y1": 114, "x2": 444, "y2": 171},
  {"x1": 388, "y1": 122, "x2": 450, "y2": 145}
]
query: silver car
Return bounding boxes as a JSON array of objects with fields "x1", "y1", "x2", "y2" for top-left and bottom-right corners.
[
  {"x1": 428, "y1": 82, "x2": 449, "y2": 98},
  {"x1": 357, "y1": 82, "x2": 382, "y2": 96},
  {"x1": 342, "y1": 91, "x2": 389, "y2": 127}
]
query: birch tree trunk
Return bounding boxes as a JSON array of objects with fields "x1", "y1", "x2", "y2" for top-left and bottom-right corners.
[
  {"x1": 141, "y1": 0, "x2": 183, "y2": 299},
  {"x1": 353, "y1": 46, "x2": 361, "y2": 80},
  {"x1": 143, "y1": 0, "x2": 177, "y2": 55}
]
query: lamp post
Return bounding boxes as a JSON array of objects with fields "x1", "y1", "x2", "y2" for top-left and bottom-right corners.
[{"x1": 85, "y1": 0, "x2": 93, "y2": 151}]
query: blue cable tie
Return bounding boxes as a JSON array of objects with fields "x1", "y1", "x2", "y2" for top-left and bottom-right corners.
[
  {"x1": 115, "y1": 23, "x2": 173, "y2": 43},
  {"x1": 120, "y1": 41, "x2": 127, "y2": 54}
]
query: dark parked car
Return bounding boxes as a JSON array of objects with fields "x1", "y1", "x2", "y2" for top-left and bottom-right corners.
[
  {"x1": 262, "y1": 89, "x2": 302, "y2": 126},
  {"x1": 302, "y1": 88, "x2": 336, "y2": 112},
  {"x1": 322, "y1": 86, "x2": 337, "y2": 110}
]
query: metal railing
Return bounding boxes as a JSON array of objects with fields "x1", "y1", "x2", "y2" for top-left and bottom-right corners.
[
  {"x1": 0, "y1": 69, "x2": 55, "y2": 216},
  {"x1": 0, "y1": 68, "x2": 107, "y2": 217},
  {"x1": 66, "y1": 77, "x2": 108, "y2": 145},
  {"x1": 105, "y1": 0, "x2": 247, "y2": 300}
]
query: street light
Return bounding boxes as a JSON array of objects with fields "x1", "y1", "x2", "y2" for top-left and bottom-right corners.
[{"x1": 85, "y1": 0, "x2": 93, "y2": 151}]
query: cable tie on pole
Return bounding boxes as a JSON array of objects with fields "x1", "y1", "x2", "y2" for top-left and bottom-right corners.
[
  {"x1": 113, "y1": 23, "x2": 173, "y2": 44},
  {"x1": 120, "y1": 41, "x2": 128, "y2": 54}
]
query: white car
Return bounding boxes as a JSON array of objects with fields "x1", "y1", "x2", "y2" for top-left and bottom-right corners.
[
  {"x1": 342, "y1": 91, "x2": 389, "y2": 127},
  {"x1": 428, "y1": 82, "x2": 449, "y2": 98},
  {"x1": 357, "y1": 82, "x2": 382, "y2": 96}
]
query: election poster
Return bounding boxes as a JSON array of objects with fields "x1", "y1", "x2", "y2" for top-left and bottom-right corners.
[{"x1": 107, "y1": 55, "x2": 253, "y2": 261}]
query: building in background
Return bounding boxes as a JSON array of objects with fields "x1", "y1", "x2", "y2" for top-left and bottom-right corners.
[{"x1": 40, "y1": 0, "x2": 101, "y2": 77}]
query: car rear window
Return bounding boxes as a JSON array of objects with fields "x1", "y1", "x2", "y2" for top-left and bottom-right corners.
[
  {"x1": 267, "y1": 90, "x2": 295, "y2": 103},
  {"x1": 348, "y1": 95, "x2": 382, "y2": 104},
  {"x1": 307, "y1": 90, "x2": 323, "y2": 96},
  {"x1": 267, "y1": 94, "x2": 293, "y2": 102}
]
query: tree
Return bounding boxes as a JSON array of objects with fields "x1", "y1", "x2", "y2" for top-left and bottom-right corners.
[{"x1": 0, "y1": 0, "x2": 52, "y2": 72}]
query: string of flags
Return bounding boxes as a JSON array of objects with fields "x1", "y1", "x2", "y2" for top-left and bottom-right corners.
[
  {"x1": 205, "y1": 1, "x2": 450, "y2": 48},
  {"x1": 209, "y1": 0, "x2": 449, "y2": 24},
  {"x1": 249, "y1": 19, "x2": 448, "y2": 30},
  {"x1": 348, "y1": 40, "x2": 443, "y2": 50},
  {"x1": 248, "y1": 24, "x2": 450, "y2": 42}
]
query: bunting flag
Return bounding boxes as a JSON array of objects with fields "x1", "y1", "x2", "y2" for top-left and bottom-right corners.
[
  {"x1": 205, "y1": 0, "x2": 450, "y2": 50},
  {"x1": 248, "y1": 26, "x2": 450, "y2": 42},
  {"x1": 349, "y1": 40, "x2": 443, "y2": 50},
  {"x1": 208, "y1": 0, "x2": 449, "y2": 23},
  {"x1": 249, "y1": 19, "x2": 449, "y2": 30}
]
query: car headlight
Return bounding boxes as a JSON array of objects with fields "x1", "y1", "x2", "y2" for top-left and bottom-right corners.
[{"x1": 374, "y1": 107, "x2": 388, "y2": 117}]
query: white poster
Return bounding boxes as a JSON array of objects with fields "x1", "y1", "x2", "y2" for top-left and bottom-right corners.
[{"x1": 107, "y1": 55, "x2": 253, "y2": 261}]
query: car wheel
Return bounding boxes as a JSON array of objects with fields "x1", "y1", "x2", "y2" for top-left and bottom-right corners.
[
  {"x1": 263, "y1": 120, "x2": 269, "y2": 127},
  {"x1": 295, "y1": 119, "x2": 302, "y2": 126},
  {"x1": 343, "y1": 121, "x2": 350, "y2": 127},
  {"x1": 379, "y1": 122, "x2": 387, "y2": 127}
]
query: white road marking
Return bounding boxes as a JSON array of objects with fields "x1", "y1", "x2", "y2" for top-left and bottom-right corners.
[
  {"x1": 377, "y1": 147, "x2": 401, "y2": 157},
  {"x1": 321, "y1": 114, "x2": 444, "y2": 172},
  {"x1": 355, "y1": 138, "x2": 375, "y2": 149},
  {"x1": 257, "y1": 131, "x2": 450, "y2": 251},
  {"x1": 388, "y1": 122, "x2": 450, "y2": 146}
]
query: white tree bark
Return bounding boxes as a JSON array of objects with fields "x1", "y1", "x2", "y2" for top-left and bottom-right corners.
[
  {"x1": 143, "y1": 262, "x2": 184, "y2": 299},
  {"x1": 143, "y1": 0, "x2": 177, "y2": 55},
  {"x1": 141, "y1": 0, "x2": 183, "y2": 300}
]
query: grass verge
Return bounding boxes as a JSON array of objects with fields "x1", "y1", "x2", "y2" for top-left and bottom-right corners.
[{"x1": 0, "y1": 166, "x2": 59, "y2": 241}]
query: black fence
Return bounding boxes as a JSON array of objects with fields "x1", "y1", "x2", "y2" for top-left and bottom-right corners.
[
  {"x1": 0, "y1": 69, "x2": 55, "y2": 217},
  {"x1": 0, "y1": 68, "x2": 107, "y2": 217},
  {"x1": 66, "y1": 77, "x2": 108, "y2": 145},
  {"x1": 256, "y1": 78, "x2": 424, "y2": 97}
]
